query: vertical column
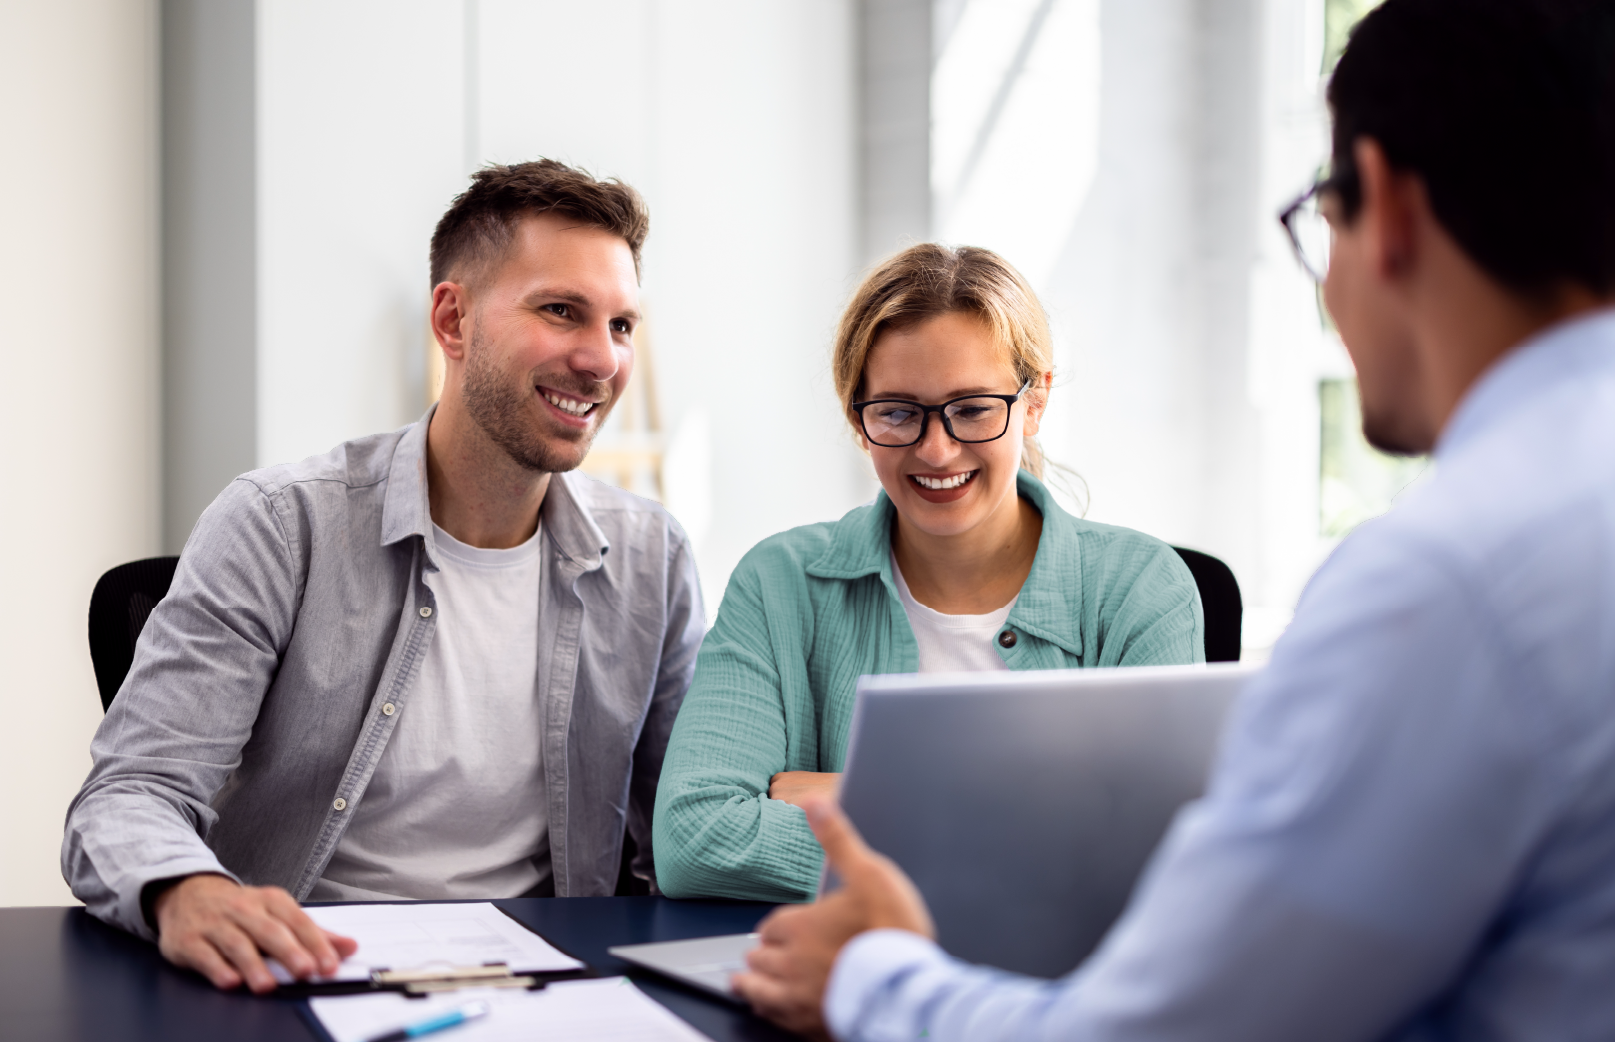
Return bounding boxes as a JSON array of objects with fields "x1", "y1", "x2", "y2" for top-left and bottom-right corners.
[
  {"x1": 1188, "y1": 0, "x2": 1265, "y2": 628},
  {"x1": 0, "y1": 0, "x2": 161, "y2": 905},
  {"x1": 161, "y1": 0, "x2": 258, "y2": 552},
  {"x1": 860, "y1": 0, "x2": 932, "y2": 264}
]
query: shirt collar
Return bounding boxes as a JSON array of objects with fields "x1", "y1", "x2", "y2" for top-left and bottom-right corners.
[
  {"x1": 380, "y1": 403, "x2": 609, "y2": 572},
  {"x1": 1438, "y1": 306, "x2": 1615, "y2": 461},
  {"x1": 806, "y1": 470, "x2": 1085, "y2": 659}
]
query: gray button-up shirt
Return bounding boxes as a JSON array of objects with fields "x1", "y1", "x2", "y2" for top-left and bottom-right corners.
[{"x1": 62, "y1": 411, "x2": 704, "y2": 940}]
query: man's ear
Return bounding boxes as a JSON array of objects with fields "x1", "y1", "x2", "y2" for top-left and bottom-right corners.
[
  {"x1": 1352, "y1": 137, "x2": 1421, "y2": 283},
  {"x1": 431, "y1": 282, "x2": 471, "y2": 361}
]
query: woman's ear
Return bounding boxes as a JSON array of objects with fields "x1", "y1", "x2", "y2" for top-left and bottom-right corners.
[
  {"x1": 849, "y1": 411, "x2": 872, "y2": 453},
  {"x1": 1020, "y1": 370, "x2": 1053, "y2": 437}
]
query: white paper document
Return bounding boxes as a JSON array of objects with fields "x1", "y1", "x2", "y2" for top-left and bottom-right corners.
[
  {"x1": 309, "y1": 977, "x2": 712, "y2": 1042},
  {"x1": 269, "y1": 902, "x2": 583, "y2": 984}
]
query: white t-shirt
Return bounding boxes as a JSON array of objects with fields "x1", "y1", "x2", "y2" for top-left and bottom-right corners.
[
  {"x1": 890, "y1": 553, "x2": 1018, "y2": 673},
  {"x1": 312, "y1": 521, "x2": 548, "y2": 901}
]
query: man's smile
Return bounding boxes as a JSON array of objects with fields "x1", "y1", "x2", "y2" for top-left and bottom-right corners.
[{"x1": 539, "y1": 385, "x2": 602, "y2": 421}]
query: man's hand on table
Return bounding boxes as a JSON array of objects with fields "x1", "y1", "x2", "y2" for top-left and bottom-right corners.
[
  {"x1": 768, "y1": 771, "x2": 841, "y2": 808},
  {"x1": 153, "y1": 873, "x2": 358, "y2": 993},
  {"x1": 732, "y1": 797, "x2": 935, "y2": 1040}
]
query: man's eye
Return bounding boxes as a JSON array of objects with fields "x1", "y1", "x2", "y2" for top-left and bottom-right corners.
[
  {"x1": 611, "y1": 319, "x2": 631, "y2": 334},
  {"x1": 544, "y1": 303, "x2": 570, "y2": 318}
]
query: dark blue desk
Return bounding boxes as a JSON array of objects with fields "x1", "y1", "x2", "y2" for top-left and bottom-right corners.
[{"x1": 0, "y1": 898, "x2": 799, "y2": 1041}]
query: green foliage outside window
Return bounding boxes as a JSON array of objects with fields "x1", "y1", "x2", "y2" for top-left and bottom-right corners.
[
  {"x1": 1319, "y1": 379, "x2": 1429, "y2": 537},
  {"x1": 1315, "y1": 2, "x2": 1427, "y2": 539},
  {"x1": 1324, "y1": 0, "x2": 1382, "y2": 71}
]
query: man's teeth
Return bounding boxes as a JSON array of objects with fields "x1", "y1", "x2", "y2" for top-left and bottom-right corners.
[
  {"x1": 913, "y1": 472, "x2": 975, "y2": 490},
  {"x1": 543, "y1": 390, "x2": 594, "y2": 416}
]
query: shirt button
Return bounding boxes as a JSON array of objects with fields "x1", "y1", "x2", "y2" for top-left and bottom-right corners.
[
  {"x1": 998, "y1": 630, "x2": 1017, "y2": 648},
  {"x1": 332, "y1": 797, "x2": 347, "y2": 811},
  {"x1": 381, "y1": 702, "x2": 396, "y2": 716},
  {"x1": 419, "y1": 605, "x2": 433, "y2": 618}
]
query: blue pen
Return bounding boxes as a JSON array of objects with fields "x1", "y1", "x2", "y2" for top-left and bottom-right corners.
[{"x1": 363, "y1": 999, "x2": 491, "y2": 1042}]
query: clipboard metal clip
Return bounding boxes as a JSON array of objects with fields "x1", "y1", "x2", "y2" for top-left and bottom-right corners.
[{"x1": 371, "y1": 963, "x2": 543, "y2": 995}]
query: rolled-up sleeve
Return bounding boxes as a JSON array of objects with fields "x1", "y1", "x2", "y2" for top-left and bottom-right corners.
[
  {"x1": 653, "y1": 558, "x2": 827, "y2": 902},
  {"x1": 62, "y1": 478, "x2": 300, "y2": 939}
]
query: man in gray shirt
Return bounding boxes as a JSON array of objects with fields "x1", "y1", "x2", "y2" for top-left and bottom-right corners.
[{"x1": 62, "y1": 160, "x2": 704, "y2": 993}]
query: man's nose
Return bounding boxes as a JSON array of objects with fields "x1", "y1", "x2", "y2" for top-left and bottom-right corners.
[{"x1": 569, "y1": 321, "x2": 621, "y2": 383}]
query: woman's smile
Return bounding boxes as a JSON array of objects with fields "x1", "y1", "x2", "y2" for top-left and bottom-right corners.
[{"x1": 907, "y1": 469, "x2": 979, "y2": 503}]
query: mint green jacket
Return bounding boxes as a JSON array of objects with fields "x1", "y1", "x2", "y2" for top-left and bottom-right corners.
[{"x1": 653, "y1": 473, "x2": 1204, "y2": 901}]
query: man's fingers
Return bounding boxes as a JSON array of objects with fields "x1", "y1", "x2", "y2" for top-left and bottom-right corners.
[
  {"x1": 802, "y1": 797, "x2": 879, "y2": 879},
  {"x1": 264, "y1": 891, "x2": 344, "y2": 975},
  {"x1": 756, "y1": 903, "x2": 809, "y2": 944},
  {"x1": 234, "y1": 906, "x2": 318, "y2": 981},
  {"x1": 324, "y1": 929, "x2": 360, "y2": 959},
  {"x1": 733, "y1": 970, "x2": 832, "y2": 1041},
  {"x1": 744, "y1": 941, "x2": 793, "y2": 977},
  {"x1": 731, "y1": 969, "x2": 783, "y2": 1010},
  {"x1": 204, "y1": 922, "x2": 279, "y2": 994},
  {"x1": 167, "y1": 936, "x2": 243, "y2": 990}
]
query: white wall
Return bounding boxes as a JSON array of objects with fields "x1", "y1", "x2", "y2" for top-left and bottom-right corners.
[
  {"x1": 256, "y1": 0, "x2": 870, "y2": 608},
  {"x1": 256, "y1": 0, "x2": 467, "y2": 468},
  {"x1": 0, "y1": 0, "x2": 161, "y2": 905},
  {"x1": 940, "y1": 0, "x2": 1335, "y2": 653}
]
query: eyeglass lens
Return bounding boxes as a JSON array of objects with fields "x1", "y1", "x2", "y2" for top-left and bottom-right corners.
[
  {"x1": 863, "y1": 397, "x2": 1012, "y2": 447},
  {"x1": 1287, "y1": 192, "x2": 1333, "y2": 281}
]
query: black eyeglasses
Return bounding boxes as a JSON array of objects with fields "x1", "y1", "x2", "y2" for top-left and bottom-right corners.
[
  {"x1": 1278, "y1": 170, "x2": 1354, "y2": 282},
  {"x1": 851, "y1": 381, "x2": 1032, "y2": 448}
]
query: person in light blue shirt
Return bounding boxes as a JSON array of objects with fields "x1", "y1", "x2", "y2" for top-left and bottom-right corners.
[{"x1": 728, "y1": 1, "x2": 1615, "y2": 1039}]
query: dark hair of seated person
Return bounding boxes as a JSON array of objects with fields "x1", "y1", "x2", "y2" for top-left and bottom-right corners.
[{"x1": 1328, "y1": 0, "x2": 1615, "y2": 297}]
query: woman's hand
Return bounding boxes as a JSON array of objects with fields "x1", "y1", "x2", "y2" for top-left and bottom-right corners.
[{"x1": 768, "y1": 771, "x2": 841, "y2": 808}]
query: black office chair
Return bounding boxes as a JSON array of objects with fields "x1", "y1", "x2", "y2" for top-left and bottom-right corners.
[
  {"x1": 1171, "y1": 547, "x2": 1243, "y2": 663},
  {"x1": 86, "y1": 553, "x2": 651, "y2": 896},
  {"x1": 88, "y1": 555, "x2": 180, "y2": 712}
]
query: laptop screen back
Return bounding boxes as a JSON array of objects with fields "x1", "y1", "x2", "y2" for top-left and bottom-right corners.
[{"x1": 833, "y1": 663, "x2": 1258, "y2": 979}]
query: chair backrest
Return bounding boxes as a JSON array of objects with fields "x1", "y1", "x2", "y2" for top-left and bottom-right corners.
[
  {"x1": 1171, "y1": 547, "x2": 1243, "y2": 663},
  {"x1": 88, "y1": 556, "x2": 180, "y2": 711}
]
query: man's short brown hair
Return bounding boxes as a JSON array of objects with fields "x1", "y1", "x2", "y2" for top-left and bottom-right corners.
[{"x1": 429, "y1": 159, "x2": 650, "y2": 289}]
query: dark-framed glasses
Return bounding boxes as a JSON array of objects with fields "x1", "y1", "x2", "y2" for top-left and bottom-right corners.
[
  {"x1": 1279, "y1": 175, "x2": 1341, "y2": 282},
  {"x1": 851, "y1": 380, "x2": 1032, "y2": 448}
]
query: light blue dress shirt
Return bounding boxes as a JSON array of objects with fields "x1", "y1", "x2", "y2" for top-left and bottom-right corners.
[{"x1": 825, "y1": 309, "x2": 1615, "y2": 1042}]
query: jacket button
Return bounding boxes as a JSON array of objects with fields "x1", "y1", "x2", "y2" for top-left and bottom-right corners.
[
  {"x1": 419, "y1": 606, "x2": 433, "y2": 618},
  {"x1": 332, "y1": 797, "x2": 347, "y2": 811},
  {"x1": 998, "y1": 630, "x2": 1017, "y2": 648},
  {"x1": 381, "y1": 703, "x2": 396, "y2": 716}
]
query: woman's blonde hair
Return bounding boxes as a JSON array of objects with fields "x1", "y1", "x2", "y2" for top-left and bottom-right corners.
[{"x1": 832, "y1": 243, "x2": 1055, "y2": 477}]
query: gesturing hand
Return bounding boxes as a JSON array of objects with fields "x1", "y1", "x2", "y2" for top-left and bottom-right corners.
[
  {"x1": 732, "y1": 797, "x2": 935, "y2": 1039},
  {"x1": 153, "y1": 874, "x2": 358, "y2": 993}
]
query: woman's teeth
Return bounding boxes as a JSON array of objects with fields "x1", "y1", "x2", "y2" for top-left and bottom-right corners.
[
  {"x1": 543, "y1": 390, "x2": 594, "y2": 416},
  {"x1": 912, "y1": 471, "x2": 976, "y2": 490}
]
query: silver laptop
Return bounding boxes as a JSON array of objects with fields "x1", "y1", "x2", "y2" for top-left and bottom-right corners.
[{"x1": 611, "y1": 662, "x2": 1258, "y2": 995}]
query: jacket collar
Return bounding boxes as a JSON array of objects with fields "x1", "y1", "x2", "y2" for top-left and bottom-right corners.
[
  {"x1": 806, "y1": 470, "x2": 1085, "y2": 659},
  {"x1": 380, "y1": 404, "x2": 609, "y2": 572}
]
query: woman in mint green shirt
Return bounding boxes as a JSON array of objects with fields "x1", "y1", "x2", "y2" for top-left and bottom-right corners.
[{"x1": 653, "y1": 244, "x2": 1203, "y2": 902}]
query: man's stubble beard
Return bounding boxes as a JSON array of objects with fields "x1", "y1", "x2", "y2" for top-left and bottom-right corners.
[{"x1": 461, "y1": 328, "x2": 611, "y2": 473}]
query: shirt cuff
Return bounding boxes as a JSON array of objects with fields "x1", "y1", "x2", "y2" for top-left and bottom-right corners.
[
  {"x1": 826, "y1": 929, "x2": 950, "y2": 1042},
  {"x1": 120, "y1": 857, "x2": 241, "y2": 942}
]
